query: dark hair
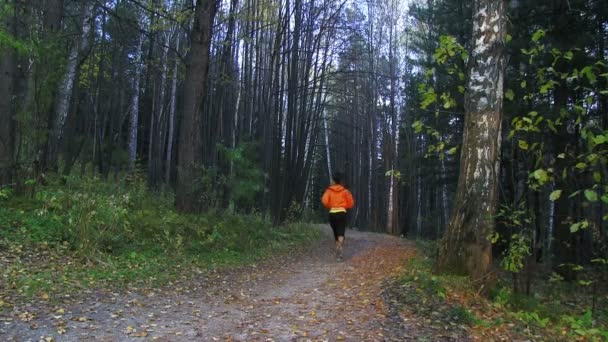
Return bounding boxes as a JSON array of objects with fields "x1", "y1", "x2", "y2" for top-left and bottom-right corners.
[{"x1": 332, "y1": 172, "x2": 344, "y2": 184}]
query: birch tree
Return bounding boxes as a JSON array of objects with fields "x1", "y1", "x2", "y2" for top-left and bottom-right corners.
[
  {"x1": 127, "y1": 8, "x2": 146, "y2": 171},
  {"x1": 47, "y1": 0, "x2": 94, "y2": 170},
  {"x1": 436, "y1": 0, "x2": 507, "y2": 281}
]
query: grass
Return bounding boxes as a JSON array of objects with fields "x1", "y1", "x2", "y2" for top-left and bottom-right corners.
[
  {"x1": 0, "y1": 173, "x2": 321, "y2": 309},
  {"x1": 390, "y1": 239, "x2": 608, "y2": 341}
]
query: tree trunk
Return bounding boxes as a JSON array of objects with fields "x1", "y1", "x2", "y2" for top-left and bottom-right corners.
[
  {"x1": 436, "y1": 0, "x2": 507, "y2": 282},
  {"x1": 175, "y1": 0, "x2": 218, "y2": 212},
  {"x1": 0, "y1": 0, "x2": 20, "y2": 185},
  {"x1": 47, "y1": 0, "x2": 94, "y2": 170},
  {"x1": 37, "y1": 0, "x2": 64, "y2": 171},
  {"x1": 165, "y1": 36, "x2": 180, "y2": 184},
  {"x1": 127, "y1": 12, "x2": 146, "y2": 171}
]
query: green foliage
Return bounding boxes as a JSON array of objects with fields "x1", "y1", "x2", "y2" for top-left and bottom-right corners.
[
  {"x1": 0, "y1": 174, "x2": 321, "y2": 298},
  {"x1": 494, "y1": 204, "x2": 533, "y2": 274},
  {"x1": 411, "y1": 34, "x2": 467, "y2": 161},
  {"x1": 448, "y1": 304, "x2": 478, "y2": 326},
  {"x1": 0, "y1": 3, "x2": 29, "y2": 54},
  {"x1": 561, "y1": 310, "x2": 608, "y2": 340},
  {"x1": 218, "y1": 142, "x2": 265, "y2": 211},
  {"x1": 501, "y1": 233, "x2": 531, "y2": 273},
  {"x1": 513, "y1": 311, "x2": 550, "y2": 328}
]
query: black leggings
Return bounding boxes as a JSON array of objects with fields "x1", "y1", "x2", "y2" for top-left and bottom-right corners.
[{"x1": 329, "y1": 212, "x2": 347, "y2": 241}]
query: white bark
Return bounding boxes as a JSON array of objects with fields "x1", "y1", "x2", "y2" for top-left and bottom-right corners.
[
  {"x1": 322, "y1": 109, "x2": 332, "y2": 180},
  {"x1": 49, "y1": 1, "x2": 94, "y2": 167},
  {"x1": 166, "y1": 36, "x2": 180, "y2": 183},
  {"x1": 127, "y1": 16, "x2": 146, "y2": 171}
]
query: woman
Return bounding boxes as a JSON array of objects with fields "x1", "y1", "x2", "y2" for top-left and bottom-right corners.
[{"x1": 321, "y1": 172, "x2": 354, "y2": 261}]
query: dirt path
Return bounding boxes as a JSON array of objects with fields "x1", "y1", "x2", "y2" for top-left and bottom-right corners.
[{"x1": 1, "y1": 226, "x2": 464, "y2": 341}]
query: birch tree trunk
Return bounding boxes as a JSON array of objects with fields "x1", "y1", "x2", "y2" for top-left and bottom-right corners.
[
  {"x1": 175, "y1": 0, "x2": 218, "y2": 212},
  {"x1": 323, "y1": 109, "x2": 332, "y2": 180},
  {"x1": 165, "y1": 36, "x2": 180, "y2": 184},
  {"x1": 37, "y1": 0, "x2": 64, "y2": 171},
  {"x1": 127, "y1": 12, "x2": 146, "y2": 171},
  {"x1": 47, "y1": 0, "x2": 94, "y2": 170},
  {"x1": 436, "y1": 0, "x2": 507, "y2": 282},
  {"x1": 386, "y1": 0, "x2": 400, "y2": 235}
]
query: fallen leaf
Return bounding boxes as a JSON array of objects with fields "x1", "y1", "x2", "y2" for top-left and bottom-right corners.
[{"x1": 19, "y1": 311, "x2": 35, "y2": 322}]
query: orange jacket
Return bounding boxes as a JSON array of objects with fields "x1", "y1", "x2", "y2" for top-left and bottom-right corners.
[{"x1": 321, "y1": 184, "x2": 354, "y2": 210}]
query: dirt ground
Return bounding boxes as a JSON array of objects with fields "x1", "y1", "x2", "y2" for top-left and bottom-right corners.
[{"x1": 1, "y1": 226, "x2": 469, "y2": 341}]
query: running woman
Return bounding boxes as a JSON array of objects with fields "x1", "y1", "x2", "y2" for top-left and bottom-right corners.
[{"x1": 321, "y1": 172, "x2": 354, "y2": 261}]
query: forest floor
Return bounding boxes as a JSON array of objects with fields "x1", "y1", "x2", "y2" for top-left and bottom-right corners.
[{"x1": 0, "y1": 226, "x2": 470, "y2": 341}]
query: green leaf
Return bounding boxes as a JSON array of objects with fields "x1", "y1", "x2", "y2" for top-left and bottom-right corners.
[
  {"x1": 531, "y1": 29, "x2": 545, "y2": 42},
  {"x1": 518, "y1": 140, "x2": 529, "y2": 150},
  {"x1": 520, "y1": 80, "x2": 527, "y2": 89},
  {"x1": 584, "y1": 189, "x2": 598, "y2": 202},
  {"x1": 575, "y1": 162, "x2": 587, "y2": 170},
  {"x1": 564, "y1": 51, "x2": 574, "y2": 60},
  {"x1": 505, "y1": 89, "x2": 515, "y2": 101},
  {"x1": 549, "y1": 190, "x2": 562, "y2": 201},
  {"x1": 581, "y1": 66, "x2": 597, "y2": 84},
  {"x1": 447, "y1": 147, "x2": 458, "y2": 155},
  {"x1": 592, "y1": 135, "x2": 606, "y2": 145},
  {"x1": 532, "y1": 169, "x2": 549, "y2": 183},
  {"x1": 594, "y1": 171, "x2": 601, "y2": 183},
  {"x1": 570, "y1": 222, "x2": 581, "y2": 233}
]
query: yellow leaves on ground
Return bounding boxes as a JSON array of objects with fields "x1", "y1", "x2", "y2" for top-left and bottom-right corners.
[{"x1": 125, "y1": 325, "x2": 148, "y2": 337}]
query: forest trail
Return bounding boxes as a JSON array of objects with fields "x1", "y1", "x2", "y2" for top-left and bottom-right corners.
[{"x1": 2, "y1": 226, "x2": 466, "y2": 341}]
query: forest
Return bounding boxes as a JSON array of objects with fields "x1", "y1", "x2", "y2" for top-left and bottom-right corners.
[{"x1": 1, "y1": 0, "x2": 608, "y2": 340}]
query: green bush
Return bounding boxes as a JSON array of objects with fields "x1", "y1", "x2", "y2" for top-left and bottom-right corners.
[{"x1": 0, "y1": 173, "x2": 321, "y2": 295}]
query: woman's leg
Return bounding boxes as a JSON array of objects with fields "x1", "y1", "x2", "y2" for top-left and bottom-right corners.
[{"x1": 334, "y1": 213, "x2": 347, "y2": 259}]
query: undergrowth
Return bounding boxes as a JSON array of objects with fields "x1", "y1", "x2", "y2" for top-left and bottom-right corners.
[
  {"x1": 391, "y1": 240, "x2": 608, "y2": 341},
  {"x1": 0, "y1": 174, "x2": 321, "y2": 308}
]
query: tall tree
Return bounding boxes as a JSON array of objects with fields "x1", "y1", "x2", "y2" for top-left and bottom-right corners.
[
  {"x1": 47, "y1": 0, "x2": 94, "y2": 170},
  {"x1": 436, "y1": 0, "x2": 507, "y2": 281},
  {"x1": 0, "y1": 0, "x2": 21, "y2": 185},
  {"x1": 175, "y1": 0, "x2": 218, "y2": 211},
  {"x1": 127, "y1": 8, "x2": 146, "y2": 172}
]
